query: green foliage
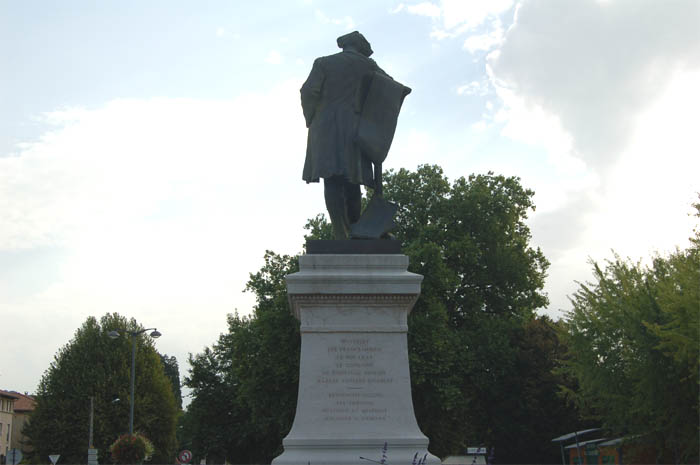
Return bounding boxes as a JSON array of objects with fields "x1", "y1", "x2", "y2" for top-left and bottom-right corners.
[
  {"x1": 503, "y1": 316, "x2": 590, "y2": 463},
  {"x1": 380, "y1": 165, "x2": 562, "y2": 460},
  {"x1": 384, "y1": 165, "x2": 549, "y2": 321},
  {"x1": 185, "y1": 165, "x2": 571, "y2": 463},
  {"x1": 109, "y1": 433, "x2": 154, "y2": 464},
  {"x1": 303, "y1": 213, "x2": 334, "y2": 242},
  {"x1": 562, "y1": 204, "x2": 699, "y2": 464},
  {"x1": 24, "y1": 313, "x2": 178, "y2": 464},
  {"x1": 160, "y1": 354, "x2": 183, "y2": 410}
]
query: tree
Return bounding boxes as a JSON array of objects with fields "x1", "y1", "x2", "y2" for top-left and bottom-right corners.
[
  {"x1": 185, "y1": 165, "x2": 567, "y2": 463},
  {"x1": 361, "y1": 165, "x2": 554, "y2": 459},
  {"x1": 160, "y1": 354, "x2": 183, "y2": 410},
  {"x1": 495, "y1": 316, "x2": 590, "y2": 464},
  {"x1": 562, "y1": 203, "x2": 699, "y2": 464},
  {"x1": 181, "y1": 338, "x2": 246, "y2": 463},
  {"x1": 24, "y1": 313, "x2": 178, "y2": 464}
]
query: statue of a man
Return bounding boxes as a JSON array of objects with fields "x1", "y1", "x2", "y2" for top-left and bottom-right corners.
[{"x1": 300, "y1": 31, "x2": 390, "y2": 239}]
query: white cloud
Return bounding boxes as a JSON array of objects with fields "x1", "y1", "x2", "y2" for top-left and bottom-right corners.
[
  {"x1": 265, "y1": 50, "x2": 283, "y2": 64},
  {"x1": 0, "y1": 82, "x2": 316, "y2": 253},
  {"x1": 405, "y1": 0, "x2": 514, "y2": 39},
  {"x1": 457, "y1": 80, "x2": 489, "y2": 96},
  {"x1": 406, "y1": 2, "x2": 441, "y2": 18},
  {"x1": 489, "y1": 0, "x2": 700, "y2": 172},
  {"x1": 214, "y1": 27, "x2": 240, "y2": 40},
  {"x1": 385, "y1": 128, "x2": 436, "y2": 173},
  {"x1": 314, "y1": 10, "x2": 356, "y2": 30},
  {"x1": 389, "y1": 3, "x2": 405, "y2": 14},
  {"x1": 0, "y1": 81, "x2": 327, "y2": 398},
  {"x1": 441, "y1": 0, "x2": 513, "y2": 30},
  {"x1": 532, "y1": 71, "x2": 700, "y2": 316},
  {"x1": 481, "y1": 0, "x2": 700, "y2": 218},
  {"x1": 491, "y1": 85, "x2": 580, "y2": 175},
  {"x1": 463, "y1": 18, "x2": 504, "y2": 53},
  {"x1": 471, "y1": 120, "x2": 488, "y2": 132},
  {"x1": 475, "y1": 0, "x2": 700, "y2": 317},
  {"x1": 591, "y1": 69, "x2": 700, "y2": 258}
]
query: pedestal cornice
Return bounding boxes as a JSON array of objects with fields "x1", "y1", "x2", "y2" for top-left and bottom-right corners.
[{"x1": 286, "y1": 254, "x2": 423, "y2": 300}]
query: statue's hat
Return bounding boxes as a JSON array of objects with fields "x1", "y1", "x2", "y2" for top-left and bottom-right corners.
[{"x1": 337, "y1": 31, "x2": 373, "y2": 57}]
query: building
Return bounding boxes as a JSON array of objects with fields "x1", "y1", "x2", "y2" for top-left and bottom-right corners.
[
  {"x1": 0, "y1": 390, "x2": 19, "y2": 463},
  {"x1": 553, "y1": 429, "x2": 659, "y2": 465},
  {"x1": 565, "y1": 437, "x2": 608, "y2": 464},
  {"x1": 9, "y1": 392, "x2": 35, "y2": 454}
]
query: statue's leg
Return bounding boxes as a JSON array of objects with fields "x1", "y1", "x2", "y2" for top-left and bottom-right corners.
[
  {"x1": 324, "y1": 176, "x2": 350, "y2": 239},
  {"x1": 345, "y1": 181, "x2": 361, "y2": 225}
]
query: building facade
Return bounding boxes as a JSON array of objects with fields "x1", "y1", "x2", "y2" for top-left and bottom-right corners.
[
  {"x1": 9, "y1": 392, "x2": 35, "y2": 454},
  {"x1": 0, "y1": 390, "x2": 18, "y2": 463}
]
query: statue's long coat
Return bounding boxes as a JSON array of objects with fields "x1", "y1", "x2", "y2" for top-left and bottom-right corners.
[{"x1": 301, "y1": 50, "x2": 387, "y2": 187}]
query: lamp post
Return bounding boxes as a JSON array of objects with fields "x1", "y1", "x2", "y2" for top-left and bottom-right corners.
[{"x1": 108, "y1": 327, "x2": 161, "y2": 435}]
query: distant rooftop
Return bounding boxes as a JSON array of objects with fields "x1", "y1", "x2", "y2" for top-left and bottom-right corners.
[
  {"x1": 551, "y1": 428, "x2": 602, "y2": 443},
  {"x1": 564, "y1": 438, "x2": 608, "y2": 450},
  {"x1": 0, "y1": 389, "x2": 20, "y2": 400},
  {"x1": 8, "y1": 391, "x2": 36, "y2": 411}
]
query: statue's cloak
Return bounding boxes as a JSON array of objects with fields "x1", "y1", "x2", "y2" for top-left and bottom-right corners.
[{"x1": 355, "y1": 72, "x2": 411, "y2": 165}]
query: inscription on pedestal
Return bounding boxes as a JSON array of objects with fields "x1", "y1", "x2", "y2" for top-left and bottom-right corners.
[{"x1": 314, "y1": 336, "x2": 394, "y2": 423}]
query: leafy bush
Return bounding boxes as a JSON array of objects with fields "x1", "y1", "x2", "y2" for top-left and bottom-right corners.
[{"x1": 109, "y1": 433, "x2": 154, "y2": 464}]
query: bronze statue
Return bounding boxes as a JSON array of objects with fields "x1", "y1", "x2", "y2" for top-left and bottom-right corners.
[{"x1": 301, "y1": 31, "x2": 410, "y2": 239}]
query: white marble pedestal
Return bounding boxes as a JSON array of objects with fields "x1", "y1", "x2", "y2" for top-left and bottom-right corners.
[{"x1": 272, "y1": 254, "x2": 440, "y2": 465}]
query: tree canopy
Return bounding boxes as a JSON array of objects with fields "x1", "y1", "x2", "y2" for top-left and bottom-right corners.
[
  {"x1": 160, "y1": 354, "x2": 183, "y2": 410},
  {"x1": 562, "y1": 202, "x2": 700, "y2": 464},
  {"x1": 381, "y1": 166, "x2": 572, "y2": 462},
  {"x1": 24, "y1": 313, "x2": 179, "y2": 464},
  {"x1": 183, "y1": 165, "x2": 579, "y2": 463}
]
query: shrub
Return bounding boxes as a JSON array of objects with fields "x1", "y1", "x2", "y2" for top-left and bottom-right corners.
[{"x1": 109, "y1": 433, "x2": 154, "y2": 464}]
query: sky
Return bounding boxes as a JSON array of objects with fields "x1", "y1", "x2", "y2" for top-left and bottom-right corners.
[{"x1": 2, "y1": 0, "x2": 699, "y2": 403}]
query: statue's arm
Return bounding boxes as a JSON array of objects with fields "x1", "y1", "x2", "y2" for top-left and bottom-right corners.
[{"x1": 300, "y1": 58, "x2": 324, "y2": 128}]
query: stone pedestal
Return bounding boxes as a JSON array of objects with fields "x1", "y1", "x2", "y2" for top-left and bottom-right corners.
[{"x1": 272, "y1": 254, "x2": 440, "y2": 465}]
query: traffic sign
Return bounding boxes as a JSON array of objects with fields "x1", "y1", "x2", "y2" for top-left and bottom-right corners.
[
  {"x1": 49, "y1": 454, "x2": 61, "y2": 465},
  {"x1": 8, "y1": 449, "x2": 22, "y2": 465},
  {"x1": 88, "y1": 448, "x2": 98, "y2": 465},
  {"x1": 178, "y1": 449, "x2": 193, "y2": 464}
]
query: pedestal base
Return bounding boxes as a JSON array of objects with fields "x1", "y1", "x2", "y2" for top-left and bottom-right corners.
[
  {"x1": 273, "y1": 254, "x2": 440, "y2": 465},
  {"x1": 274, "y1": 440, "x2": 435, "y2": 465}
]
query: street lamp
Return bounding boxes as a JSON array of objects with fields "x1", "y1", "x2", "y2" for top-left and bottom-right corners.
[{"x1": 108, "y1": 327, "x2": 161, "y2": 435}]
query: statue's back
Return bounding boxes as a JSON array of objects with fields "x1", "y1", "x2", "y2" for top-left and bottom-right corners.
[{"x1": 301, "y1": 50, "x2": 381, "y2": 186}]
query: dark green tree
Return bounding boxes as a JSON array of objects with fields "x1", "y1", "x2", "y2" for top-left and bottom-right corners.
[
  {"x1": 354, "y1": 165, "x2": 556, "y2": 461},
  {"x1": 186, "y1": 165, "x2": 567, "y2": 463},
  {"x1": 181, "y1": 339, "x2": 246, "y2": 463},
  {"x1": 562, "y1": 203, "x2": 699, "y2": 464},
  {"x1": 24, "y1": 313, "x2": 178, "y2": 464},
  {"x1": 492, "y1": 316, "x2": 589, "y2": 464},
  {"x1": 160, "y1": 354, "x2": 182, "y2": 410}
]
